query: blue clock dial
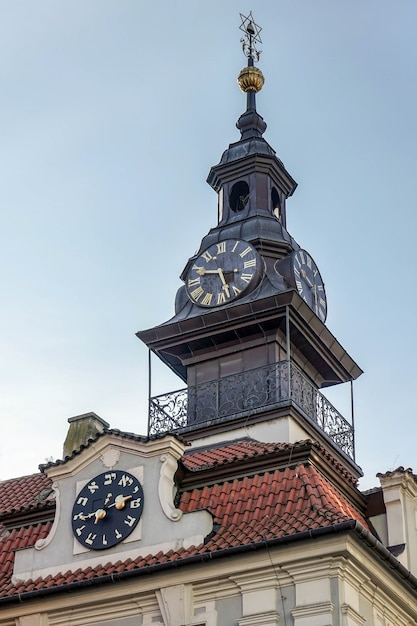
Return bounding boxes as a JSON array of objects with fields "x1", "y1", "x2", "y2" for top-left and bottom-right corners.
[{"x1": 71, "y1": 470, "x2": 144, "y2": 550}]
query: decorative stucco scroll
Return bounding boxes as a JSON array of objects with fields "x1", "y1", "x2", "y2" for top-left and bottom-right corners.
[{"x1": 159, "y1": 454, "x2": 183, "y2": 521}]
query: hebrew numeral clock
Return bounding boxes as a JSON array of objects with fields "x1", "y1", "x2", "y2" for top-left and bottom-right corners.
[{"x1": 72, "y1": 470, "x2": 144, "y2": 550}]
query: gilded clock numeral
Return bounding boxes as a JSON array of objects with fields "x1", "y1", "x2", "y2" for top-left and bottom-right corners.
[
  {"x1": 296, "y1": 280, "x2": 303, "y2": 292},
  {"x1": 201, "y1": 292, "x2": 213, "y2": 306},
  {"x1": 239, "y1": 246, "x2": 252, "y2": 258},
  {"x1": 306, "y1": 255, "x2": 312, "y2": 269},
  {"x1": 202, "y1": 251, "x2": 213, "y2": 262},
  {"x1": 317, "y1": 285, "x2": 324, "y2": 292},
  {"x1": 77, "y1": 496, "x2": 88, "y2": 506},
  {"x1": 87, "y1": 481, "x2": 99, "y2": 494},
  {"x1": 216, "y1": 241, "x2": 226, "y2": 254},
  {"x1": 104, "y1": 473, "x2": 116, "y2": 485},
  {"x1": 241, "y1": 273, "x2": 253, "y2": 283},
  {"x1": 294, "y1": 268, "x2": 300, "y2": 278},
  {"x1": 102, "y1": 535, "x2": 108, "y2": 546},
  {"x1": 231, "y1": 241, "x2": 239, "y2": 253},
  {"x1": 115, "y1": 528, "x2": 123, "y2": 539},
  {"x1": 188, "y1": 277, "x2": 200, "y2": 288},
  {"x1": 319, "y1": 297, "x2": 326, "y2": 308},
  {"x1": 299, "y1": 250, "x2": 306, "y2": 264},
  {"x1": 118, "y1": 474, "x2": 134, "y2": 488},
  {"x1": 232, "y1": 286, "x2": 242, "y2": 296},
  {"x1": 190, "y1": 286, "x2": 204, "y2": 301},
  {"x1": 217, "y1": 292, "x2": 227, "y2": 305},
  {"x1": 124, "y1": 515, "x2": 137, "y2": 528},
  {"x1": 85, "y1": 533, "x2": 97, "y2": 546},
  {"x1": 130, "y1": 497, "x2": 142, "y2": 508},
  {"x1": 243, "y1": 258, "x2": 256, "y2": 268},
  {"x1": 75, "y1": 525, "x2": 86, "y2": 536}
]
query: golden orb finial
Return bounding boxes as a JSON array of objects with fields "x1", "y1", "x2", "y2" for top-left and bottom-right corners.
[{"x1": 237, "y1": 66, "x2": 265, "y2": 94}]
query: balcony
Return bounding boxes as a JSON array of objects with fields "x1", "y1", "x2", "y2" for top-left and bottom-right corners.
[{"x1": 148, "y1": 361, "x2": 355, "y2": 460}]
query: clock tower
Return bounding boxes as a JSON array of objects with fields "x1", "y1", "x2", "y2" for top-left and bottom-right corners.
[{"x1": 137, "y1": 13, "x2": 362, "y2": 479}]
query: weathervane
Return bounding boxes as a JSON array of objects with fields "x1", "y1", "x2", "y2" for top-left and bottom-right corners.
[{"x1": 239, "y1": 12, "x2": 262, "y2": 62}]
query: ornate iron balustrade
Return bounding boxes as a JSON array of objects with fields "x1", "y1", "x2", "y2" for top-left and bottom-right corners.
[{"x1": 148, "y1": 361, "x2": 354, "y2": 459}]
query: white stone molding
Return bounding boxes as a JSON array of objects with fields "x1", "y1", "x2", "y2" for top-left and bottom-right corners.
[
  {"x1": 143, "y1": 612, "x2": 163, "y2": 626},
  {"x1": 16, "y1": 615, "x2": 48, "y2": 626},
  {"x1": 159, "y1": 454, "x2": 183, "y2": 521},
  {"x1": 238, "y1": 611, "x2": 280, "y2": 626},
  {"x1": 341, "y1": 603, "x2": 365, "y2": 626},
  {"x1": 34, "y1": 481, "x2": 60, "y2": 551},
  {"x1": 231, "y1": 570, "x2": 283, "y2": 624},
  {"x1": 192, "y1": 601, "x2": 217, "y2": 626},
  {"x1": 156, "y1": 584, "x2": 194, "y2": 626},
  {"x1": 291, "y1": 601, "x2": 334, "y2": 626}
]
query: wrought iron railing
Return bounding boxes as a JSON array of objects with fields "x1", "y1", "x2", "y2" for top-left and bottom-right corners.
[{"x1": 148, "y1": 361, "x2": 354, "y2": 459}]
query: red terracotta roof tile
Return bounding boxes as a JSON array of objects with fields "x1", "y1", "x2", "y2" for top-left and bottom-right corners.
[
  {"x1": 0, "y1": 473, "x2": 54, "y2": 517},
  {"x1": 0, "y1": 439, "x2": 370, "y2": 601},
  {"x1": 183, "y1": 438, "x2": 358, "y2": 485}
]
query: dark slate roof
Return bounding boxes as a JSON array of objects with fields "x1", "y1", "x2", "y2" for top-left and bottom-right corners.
[{"x1": 0, "y1": 438, "x2": 374, "y2": 602}]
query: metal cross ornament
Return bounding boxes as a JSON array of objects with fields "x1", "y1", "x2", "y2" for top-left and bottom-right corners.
[{"x1": 239, "y1": 12, "x2": 262, "y2": 61}]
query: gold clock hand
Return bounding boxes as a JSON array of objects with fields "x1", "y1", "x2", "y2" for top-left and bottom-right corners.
[
  {"x1": 94, "y1": 508, "x2": 107, "y2": 524},
  {"x1": 108, "y1": 494, "x2": 133, "y2": 510},
  {"x1": 197, "y1": 268, "x2": 222, "y2": 275}
]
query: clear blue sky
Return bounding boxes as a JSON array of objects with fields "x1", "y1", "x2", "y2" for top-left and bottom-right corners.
[{"x1": 0, "y1": 2, "x2": 416, "y2": 489}]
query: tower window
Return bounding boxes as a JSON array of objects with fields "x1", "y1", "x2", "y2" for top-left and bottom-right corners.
[
  {"x1": 271, "y1": 187, "x2": 280, "y2": 219},
  {"x1": 229, "y1": 181, "x2": 249, "y2": 212}
]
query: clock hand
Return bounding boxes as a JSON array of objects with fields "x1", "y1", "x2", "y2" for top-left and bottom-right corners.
[
  {"x1": 313, "y1": 284, "x2": 318, "y2": 313},
  {"x1": 301, "y1": 269, "x2": 314, "y2": 289},
  {"x1": 108, "y1": 494, "x2": 133, "y2": 510},
  {"x1": 196, "y1": 268, "x2": 222, "y2": 276},
  {"x1": 215, "y1": 268, "x2": 231, "y2": 297},
  {"x1": 93, "y1": 508, "x2": 107, "y2": 524}
]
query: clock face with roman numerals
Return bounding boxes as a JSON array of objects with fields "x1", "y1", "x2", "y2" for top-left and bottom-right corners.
[
  {"x1": 71, "y1": 470, "x2": 144, "y2": 550},
  {"x1": 291, "y1": 249, "x2": 327, "y2": 323},
  {"x1": 185, "y1": 239, "x2": 263, "y2": 308}
]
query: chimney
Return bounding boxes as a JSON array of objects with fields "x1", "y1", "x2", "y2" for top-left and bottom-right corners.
[{"x1": 63, "y1": 412, "x2": 110, "y2": 458}]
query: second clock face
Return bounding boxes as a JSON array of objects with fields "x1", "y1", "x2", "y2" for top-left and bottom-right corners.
[
  {"x1": 291, "y1": 249, "x2": 327, "y2": 322},
  {"x1": 185, "y1": 239, "x2": 263, "y2": 307},
  {"x1": 71, "y1": 470, "x2": 144, "y2": 550}
]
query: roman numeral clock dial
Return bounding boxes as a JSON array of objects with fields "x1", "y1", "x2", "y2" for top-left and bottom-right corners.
[
  {"x1": 71, "y1": 470, "x2": 144, "y2": 550},
  {"x1": 290, "y1": 249, "x2": 327, "y2": 323},
  {"x1": 185, "y1": 239, "x2": 263, "y2": 308}
]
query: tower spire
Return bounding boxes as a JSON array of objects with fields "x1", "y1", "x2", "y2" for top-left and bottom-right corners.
[{"x1": 237, "y1": 12, "x2": 266, "y2": 139}]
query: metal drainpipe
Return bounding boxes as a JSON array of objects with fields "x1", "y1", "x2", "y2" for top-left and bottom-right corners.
[
  {"x1": 285, "y1": 306, "x2": 291, "y2": 397},
  {"x1": 147, "y1": 349, "x2": 152, "y2": 435},
  {"x1": 350, "y1": 379, "x2": 355, "y2": 460}
]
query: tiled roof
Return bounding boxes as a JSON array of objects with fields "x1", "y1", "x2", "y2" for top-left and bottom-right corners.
[
  {"x1": 0, "y1": 473, "x2": 54, "y2": 519},
  {"x1": 183, "y1": 439, "x2": 292, "y2": 470},
  {"x1": 40, "y1": 429, "x2": 185, "y2": 472},
  {"x1": 0, "y1": 439, "x2": 370, "y2": 602},
  {"x1": 377, "y1": 466, "x2": 417, "y2": 480},
  {"x1": 182, "y1": 438, "x2": 358, "y2": 485},
  {"x1": 0, "y1": 522, "x2": 52, "y2": 593},
  {"x1": 181, "y1": 463, "x2": 369, "y2": 542}
]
